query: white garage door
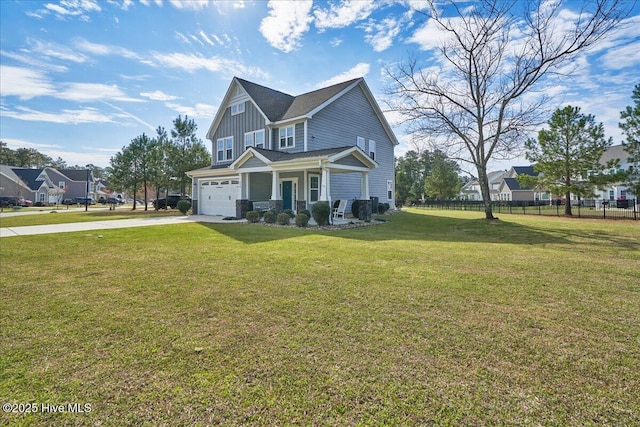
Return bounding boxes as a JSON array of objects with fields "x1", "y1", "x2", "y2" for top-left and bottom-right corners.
[{"x1": 200, "y1": 179, "x2": 239, "y2": 216}]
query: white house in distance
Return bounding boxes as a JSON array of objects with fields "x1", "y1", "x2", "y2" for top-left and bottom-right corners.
[{"x1": 187, "y1": 77, "x2": 398, "y2": 219}]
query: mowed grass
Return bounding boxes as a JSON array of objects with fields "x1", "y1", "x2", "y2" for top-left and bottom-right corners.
[{"x1": 1, "y1": 209, "x2": 639, "y2": 426}]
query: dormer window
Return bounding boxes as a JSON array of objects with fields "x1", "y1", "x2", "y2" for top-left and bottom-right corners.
[{"x1": 230, "y1": 102, "x2": 245, "y2": 115}]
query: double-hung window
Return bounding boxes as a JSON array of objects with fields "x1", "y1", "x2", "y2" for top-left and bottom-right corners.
[
  {"x1": 279, "y1": 126, "x2": 294, "y2": 149},
  {"x1": 309, "y1": 175, "x2": 319, "y2": 202},
  {"x1": 368, "y1": 140, "x2": 376, "y2": 160},
  {"x1": 357, "y1": 136, "x2": 365, "y2": 150},
  {"x1": 244, "y1": 130, "x2": 265, "y2": 150},
  {"x1": 217, "y1": 137, "x2": 233, "y2": 162}
]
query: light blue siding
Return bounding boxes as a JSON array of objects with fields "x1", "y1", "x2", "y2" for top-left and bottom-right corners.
[
  {"x1": 211, "y1": 101, "x2": 266, "y2": 166},
  {"x1": 308, "y1": 84, "x2": 395, "y2": 208}
]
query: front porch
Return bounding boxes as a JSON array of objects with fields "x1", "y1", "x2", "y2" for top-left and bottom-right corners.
[{"x1": 188, "y1": 146, "x2": 378, "y2": 221}]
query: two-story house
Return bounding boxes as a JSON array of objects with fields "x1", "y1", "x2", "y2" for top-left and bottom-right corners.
[
  {"x1": 187, "y1": 77, "x2": 398, "y2": 219},
  {"x1": 3, "y1": 167, "x2": 95, "y2": 204}
]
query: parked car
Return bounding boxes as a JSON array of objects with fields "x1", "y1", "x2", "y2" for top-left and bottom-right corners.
[
  {"x1": 74, "y1": 197, "x2": 95, "y2": 205},
  {"x1": 106, "y1": 197, "x2": 124, "y2": 204},
  {"x1": 61, "y1": 199, "x2": 75, "y2": 205},
  {"x1": 0, "y1": 196, "x2": 25, "y2": 207},
  {"x1": 22, "y1": 199, "x2": 33, "y2": 207},
  {"x1": 153, "y1": 195, "x2": 190, "y2": 209}
]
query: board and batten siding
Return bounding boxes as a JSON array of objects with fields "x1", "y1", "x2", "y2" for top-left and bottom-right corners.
[
  {"x1": 307, "y1": 83, "x2": 395, "y2": 208},
  {"x1": 271, "y1": 122, "x2": 305, "y2": 154},
  {"x1": 210, "y1": 100, "x2": 266, "y2": 166}
]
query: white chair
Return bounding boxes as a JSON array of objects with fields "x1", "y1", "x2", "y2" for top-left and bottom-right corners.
[{"x1": 332, "y1": 199, "x2": 347, "y2": 220}]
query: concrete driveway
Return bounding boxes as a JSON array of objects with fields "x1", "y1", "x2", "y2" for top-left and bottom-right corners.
[{"x1": 0, "y1": 215, "x2": 245, "y2": 238}]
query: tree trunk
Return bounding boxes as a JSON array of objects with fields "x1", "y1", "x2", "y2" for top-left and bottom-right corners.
[
  {"x1": 477, "y1": 166, "x2": 496, "y2": 219},
  {"x1": 564, "y1": 191, "x2": 572, "y2": 216},
  {"x1": 143, "y1": 180, "x2": 148, "y2": 211}
]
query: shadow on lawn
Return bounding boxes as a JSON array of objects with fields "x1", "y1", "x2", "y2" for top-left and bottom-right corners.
[{"x1": 194, "y1": 211, "x2": 578, "y2": 247}]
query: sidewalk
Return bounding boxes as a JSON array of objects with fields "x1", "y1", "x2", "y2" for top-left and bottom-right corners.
[{"x1": 0, "y1": 215, "x2": 245, "y2": 238}]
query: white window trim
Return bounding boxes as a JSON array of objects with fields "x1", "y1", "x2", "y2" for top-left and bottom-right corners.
[
  {"x1": 279, "y1": 125, "x2": 295, "y2": 149},
  {"x1": 244, "y1": 129, "x2": 265, "y2": 150},
  {"x1": 387, "y1": 180, "x2": 394, "y2": 201},
  {"x1": 309, "y1": 174, "x2": 320, "y2": 203},
  {"x1": 368, "y1": 140, "x2": 376, "y2": 160},
  {"x1": 217, "y1": 136, "x2": 234, "y2": 163},
  {"x1": 357, "y1": 136, "x2": 365, "y2": 150},
  {"x1": 230, "y1": 102, "x2": 245, "y2": 115}
]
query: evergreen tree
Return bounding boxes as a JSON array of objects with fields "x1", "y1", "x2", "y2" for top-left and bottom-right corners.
[
  {"x1": 620, "y1": 84, "x2": 640, "y2": 199},
  {"x1": 523, "y1": 106, "x2": 613, "y2": 215}
]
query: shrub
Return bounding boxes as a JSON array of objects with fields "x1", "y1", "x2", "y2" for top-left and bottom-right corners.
[
  {"x1": 277, "y1": 212, "x2": 291, "y2": 225},
  {"x1": 177, "y1": 200, "x2": 191, "y2": 215},
  {"x1": 298, "y1": 209, "x2": 311, "y2": 218},
  {"x1": 312, "y1": 201, "x2": 330, "y2": 226},
  {"x1": 246, "y1": 210, "x2": 260, "y2": 223},
  {"x1": 283, "y1": 209, "x2": 296, "y2": 219},
  {"x1": 263, "y1": 211, "x2": 276, "y2": 224},
  {"x1": 378, "y1": 202, "x2": 390, "y2": 214},
  {"x1": 351, "y1": 199, "x2": 360, "y2": 218},
  {"x1": 295, "y1": 213, "x2": 309, "y2": 227}
]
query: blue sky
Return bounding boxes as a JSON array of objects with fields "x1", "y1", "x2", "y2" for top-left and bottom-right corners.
[{"x1": 1, "y1": 0, "x2": 639, "y2": 172}]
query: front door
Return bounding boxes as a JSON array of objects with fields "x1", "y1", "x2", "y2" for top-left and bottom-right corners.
[{"x1": 282, "y1": 180, "x2": 293, "y2": 210}]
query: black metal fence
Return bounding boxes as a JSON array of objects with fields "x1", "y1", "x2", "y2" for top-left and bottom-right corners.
[{"x1": 411, "y1": 199, "x2": 638, "y2": 220}]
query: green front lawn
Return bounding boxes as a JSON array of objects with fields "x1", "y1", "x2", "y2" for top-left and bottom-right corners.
[{"x1": 1, "y1": 209, "x2": 639, "y2": 426}]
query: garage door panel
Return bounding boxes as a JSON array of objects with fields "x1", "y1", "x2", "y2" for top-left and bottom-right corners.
[{"x1": 200, "y1": 179, "x2": 238, "y2": 216}]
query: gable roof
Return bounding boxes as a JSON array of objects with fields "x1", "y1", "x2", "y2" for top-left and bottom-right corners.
[
  {"x1": 235, "y1": 78, "x2": 294, "y2": 122},
  {"x1": 600, "y1": 144, "x2": 627, "y2": 165},
  {"x1": 512, "y1": 166, "x2": 538, "y2": 176},
  {"x1": 57, "y1": 169, "x2": 90, "y2": 181},
  {"x1": 11, "y1": 168, "x2": 46, "y2": 191},
  {"x1": 208, "y1": 77, "x2": 399, "y2": 146},
  {"x1": 502, "y1": 177, "x2": 533, "y2": 191}
]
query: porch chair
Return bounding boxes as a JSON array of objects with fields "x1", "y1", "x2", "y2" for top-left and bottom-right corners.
[{"x1": 332, "y1": 199, "x2": 347, "y2": 220}]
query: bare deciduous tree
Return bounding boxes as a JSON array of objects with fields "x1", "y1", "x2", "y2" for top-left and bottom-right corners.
[{"x1": 386, "y1": 0, "x2": 633, "y2": 219}]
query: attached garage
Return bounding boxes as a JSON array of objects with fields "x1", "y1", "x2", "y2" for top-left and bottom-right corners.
[{"x1": 199, "y1": 178, "x2": 239, "y2": 216}]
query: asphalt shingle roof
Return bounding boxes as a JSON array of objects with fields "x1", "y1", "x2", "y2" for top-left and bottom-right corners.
[
  {"x1": 236, "y1": 77, "x2": 360, "y2": 122},
  {"x1": 11, "y1": 168, "x2": 45, "y2": 190},
  {"x1": 253, "y1": 146, "x2": 354, "y2": 162}
]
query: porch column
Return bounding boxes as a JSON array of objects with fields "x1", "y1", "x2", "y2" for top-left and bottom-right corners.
[
  {"x1": 320, "y1": 167, "x2": 331, "y2": 201},
  {"x1": 271, "y1": 170, "x2": 280, "y2": 200},
  {"x1": 361, "y1": 171, "x2": 370, "y2": 199}
]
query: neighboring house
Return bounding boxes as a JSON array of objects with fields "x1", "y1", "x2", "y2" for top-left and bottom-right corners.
[
  {"x1": 49, "y1": 168, "x2": 96, "y2": 202},
  {"x1": 460, "y1": 170, "x2": 507, "y2": 201},
  {"x1": 0, "y1": 166, "x2": 95, "y2": 204},
  {"x1": 498, "y1": 166, "x2": 549, "y2": 202},
  {"x1": 592, "y1": 144, "x2": 634, "y2": 202},
  {"x1": 187, "y1": 77, "x2": 398, "y2": 218},
  {"x1": 0, "y1": 165, "x2": 34, "y2": 200}
]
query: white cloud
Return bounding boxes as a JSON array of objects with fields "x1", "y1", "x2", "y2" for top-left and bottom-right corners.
[
  {"x1": 168, "y1": 0, "x2": 211, "y2": 11},
  {"x1": 314, "y1": 0, "x2": 378, "y2": 30},
  {"x1": 362, "y1": 16, "x2": 402, "y2": 52},
  {"x1": 73, "y1": 38, "x2": 141, "y2": 60},
  {"x1": 28, "y1": 39, "x2": 88, "y2": 63},
  {"x1": 57, "y1": 83, "x2": 141, "y2": 102},
  {"x1": 41, "y1": 0, "x2": 102, "y2": 21},
  {"x1": 0, "y1": 50, "x2": 69, "y2": 73},
  {"x1": 199, "y1": 31, "x2": 216, "y2": 46},
  {"x1": 150, "y1": 52, "x2": 269, "y2": 80},
  {"x1": 0, "y1": 65, "x2": 56, "y2": 100},
  {"x1": 259, "y1": 0, "x2": 313, "y2": 53},
  {"x1": 165, "y1": 102, "x2": 218, "y2": 119},
  {"x1": 315, "y1": 62, "x2": 370, "y2": 88},
  {"x1": 140, "y1": 90, "x2": 179, "y2": 101},
  {"x1": 1, "y1": 106, "x2": 115, "y2": 124}
]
